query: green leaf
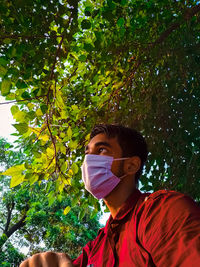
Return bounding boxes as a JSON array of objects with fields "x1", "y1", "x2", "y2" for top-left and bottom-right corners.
[
  {"x1": 29, "y1": 174, "x2": 39, "y2": 185},
  {"x1": 85, "y1": 7, "x2": 92, "y2": 16},
  {"x1": 120, "y1": 0, "x2": 128, "y2": 6},
  {"x1": 78, "y1": 209, "x2": 85, "y2": 221},
  {"x1": 79, "y1": 54, "x2": 87, "y2": 62},
  {"x1": 81, "y1": 19, "x2": 91, "y2": 29},
  {"x1": 11, "y1": 105, "x2": 19, "y2": 115},
  {"x1": 71, "y1": 163, "x2": 78, "y2": 175},
  {"x1": 48, "y1": 191, "x2": 56, "y2": 206},
  {"x1": 117, "y1": 17, "x2": 125, "y2": 27},
  {"x1": 3, "y1": 38, "x2": 11, "y2": 44},
  {"x1": 21, "y1": 91, "x2": 31, "y2": 99},
  {"x1": 1, "y1": 80, "x2": 11, "y2": 96},
  {"x1": 0, "y1": 66, "x2": 7, "y2": 76},
  {"x1": 16, "y1": 80, "x2": 28, "y2": 89},
  {"x1": 90, "y1": 208, "x2": 98, "y2": 219},
  {"x1": 40, "y1": 104, "x2": 48, "y2": 114},
  {"x1": 32, "y1": 88, "x2": 39, "y2": 97},
  {"x1": 84, "y1": 43, "x2": 94, "y2": 52},
  {"x1": 0, "y1": 57, "x2": 8, "y2": 66},
  {"x1": 71, "y1": 197, "x2": 79, "y2": 207},
  {"x1": 13, "y1": 123, "x2": 28, "y2": 134}
]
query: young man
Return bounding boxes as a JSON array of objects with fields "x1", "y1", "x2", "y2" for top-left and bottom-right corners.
[{"x1": 20, "y1": 124, "x2": 200, "y2": 267}]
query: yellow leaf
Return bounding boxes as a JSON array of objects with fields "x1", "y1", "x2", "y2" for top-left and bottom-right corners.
[
  {"x1": 66, "y1": 178, "x2": 71, "y2": 185},
  {"x1": 56, "y1": 142, "x2": 66, "y2": 154},
  {"x1": 46, "y1": 147, "x2": 55, "y2": 158},
  {"x1": 10, "y1": 174, "x2": 25, "y2": 187},
  {"x1": 113, "y1": 81, "x2": 123, "y2": 89},
  {"x1": 68, "y1": 169, "x2": 73, "y2": 176},
  {"x1": 39, "y1": 134, "x2": 50, "y2": 142},
  {"x1": 60, "y1": 110, "x2": 69, "y2": 119},
  {"x1": 2, "y1": 164, "x2": 25, "y2": 176},
  {"x1": 13, "y1": 110, "x2": 26, "y2": 122},
  {"x1": 67, "y1": 126, "x2": 72, "y2": 138},
  {"x1": 61, "y1": 162, "x2": 68, "y2": 173},
  {"x1": 1, "y1": 80, "x2": 11, "y2": 95},
  {"x1": 60, "y1": 132, "x2": 65, "y2": 138},
  {"x1": 2, "y1": 164, "x2": 26, "y2": 188},
  {"x1": 70, "y1": 52, "x2": 78, "y2": 60},
  {"x1": 58, "y1": 182, "x2": 64, "y2": 192},
  {"x1": 23, "y1": 127, "x2": 32, "y2": 138},
  {"x1": 36, "y1": 108, "x2": 43, "y2": 116},
  {"x1": 27, "y1": 103, "x2": 34, "y2": 110},
  {"x1": 85, "y1": 133, "x2": 90, "y2": 141},
  {"x1": 60, "y1": 145, "x2": 66, "y2": 154},
  {"x1": 63, "y1": 206, "x2": 71, "y2": 215},
  {"x1": 68, "y1": 140, "x2": 78, "y2": 150},
  {"x1": 29, "y1": 174, "x2": 39, "y2": 185},
  {"x1": 55, "y1": 91, "x2": 65, "y2": 109}
]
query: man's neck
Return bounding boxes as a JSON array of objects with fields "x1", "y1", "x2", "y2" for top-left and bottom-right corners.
[{"x1": 103, "y1": 181, "x2": 137, "y2": 218}]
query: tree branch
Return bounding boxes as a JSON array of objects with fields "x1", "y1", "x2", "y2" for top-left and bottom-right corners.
[
  {"x1": 153, "y1": 4, "x2": 200, "y2": 46},
  {"x1": 4, "y1": 214, "x2": 27, "y2": 239},
  {"x1": 49, "y1": 35, "x2": 64, "y2": 81},
  {"x1": 4, "y1": 201, "x2": 15, "y2": 234}
]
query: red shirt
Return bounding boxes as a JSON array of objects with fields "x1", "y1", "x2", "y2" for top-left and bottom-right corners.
[{"x1": 73, "y1": 190, "x2": 200, "y2": 266}]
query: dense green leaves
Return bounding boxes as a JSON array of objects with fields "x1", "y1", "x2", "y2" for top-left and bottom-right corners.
[
  {"x1": 0, "y1": 0, "x2": 200, "y2": 204},
  {"x1": 0, "y1": 138, "x2": 102, "y2": 262}
]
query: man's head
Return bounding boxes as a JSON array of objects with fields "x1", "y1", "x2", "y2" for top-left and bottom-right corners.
[{"x1": 90, "y1": 124, "x2": 148, "y2": 185}]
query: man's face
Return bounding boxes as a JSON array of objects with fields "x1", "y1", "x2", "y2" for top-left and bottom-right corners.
[{"x1": 85, "y1": 133, "x2": 124, "y2": 177}]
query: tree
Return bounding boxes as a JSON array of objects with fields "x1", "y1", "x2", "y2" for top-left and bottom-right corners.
[
  {"x1": 0, "y1": 0, "x2": 200, "y2": 206},
  {"x1": 0, "y1": 138, "x2": 102, "y2": 265},
  {"x1": 0, "y1": 138, "x2": 26, "y2": 266}
]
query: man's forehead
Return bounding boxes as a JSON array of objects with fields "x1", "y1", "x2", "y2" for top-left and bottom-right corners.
[
  {"x1": 86, "y1": 133, "x2": 119, "y2": 148},
  {"x1": 89, "y1": 133, "x2": 116, "y2": 142}
]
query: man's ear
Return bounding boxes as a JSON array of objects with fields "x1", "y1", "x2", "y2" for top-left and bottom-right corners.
[{"x1": 124, "y1": 156, "x2": 141, "y2": 175}]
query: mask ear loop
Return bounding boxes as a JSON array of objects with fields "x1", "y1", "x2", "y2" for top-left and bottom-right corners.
[
  {"x1": 113, "y1": 157, "x2": 130, "y2": 180},
  {"x1": 113, "y1": 157, "x2": 130, "y2": 161},
  {"x1": 118, "y1": 173, "x2": 127, "y2": 180}
]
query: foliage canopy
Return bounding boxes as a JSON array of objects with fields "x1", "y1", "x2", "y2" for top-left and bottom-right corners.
[
  {"x1": 0, "y1": 0, "x2": 200, "y2": 205},
  {"x1": 0, "y1": 138, "x2": 101, "y2": 264}
]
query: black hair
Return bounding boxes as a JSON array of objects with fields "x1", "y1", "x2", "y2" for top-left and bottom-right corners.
[{"x1": 90, "y1": 124, "x2": 148, "y2": 185}]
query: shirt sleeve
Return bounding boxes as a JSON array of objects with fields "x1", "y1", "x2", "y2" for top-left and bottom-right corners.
[{"x1": 137, "y1": 191, "x2": 200, "y2": 267}]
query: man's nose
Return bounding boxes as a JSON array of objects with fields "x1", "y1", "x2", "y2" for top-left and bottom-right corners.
[{"x1": 87, "y1": 150, "x2": 97, "y2": 155}]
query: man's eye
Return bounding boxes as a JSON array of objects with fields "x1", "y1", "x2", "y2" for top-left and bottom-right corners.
[{"x1": 99, "y1": 147, "x2": 107, "y2": 153}]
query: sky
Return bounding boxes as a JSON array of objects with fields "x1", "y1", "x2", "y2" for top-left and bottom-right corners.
[{"x1": 0, "y1": 96, "x2": 16, "y2": 142}]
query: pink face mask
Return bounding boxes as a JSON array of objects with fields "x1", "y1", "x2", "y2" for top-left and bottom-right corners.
[{"x1": 81, "y1": 154, "x2": 129, "y2": 199}]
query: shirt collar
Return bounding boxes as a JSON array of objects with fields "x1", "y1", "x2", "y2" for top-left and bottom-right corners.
[{"x1": 103, "y1": 189, "x2": 142, "y2": 234}]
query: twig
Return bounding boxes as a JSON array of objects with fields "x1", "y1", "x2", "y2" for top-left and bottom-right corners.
[
  {"x1": 0, "y1": 34, "x2": 62, "y2": 40},
  {"x1": 0, "y1": 95, "x2": 47, "y2": 106},
  {"x1": 46, "y1": 113, "x2": 57, "y2": 173}
]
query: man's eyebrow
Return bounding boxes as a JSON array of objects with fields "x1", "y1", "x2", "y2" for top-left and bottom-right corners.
[
  {"x1": 95, "y1": 141, "x2": 112, "y2": 148},
  {"x1": 85, "y1": 141, "x2": 111, "y2": 151}
]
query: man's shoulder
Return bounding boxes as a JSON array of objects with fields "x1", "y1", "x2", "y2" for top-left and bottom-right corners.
[
  {"x1": 139, "y1": 189, "x2": 199, "y2": 214},
  {"x1": 144, "y1": 189, "x2": 185, "y2": 200}
]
